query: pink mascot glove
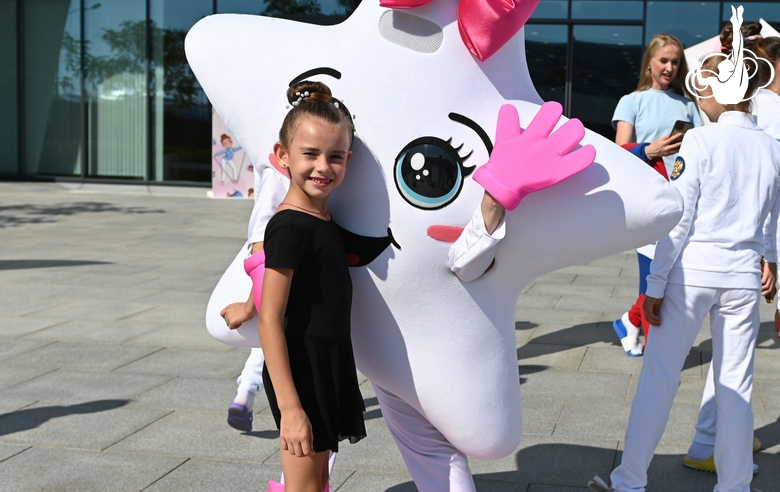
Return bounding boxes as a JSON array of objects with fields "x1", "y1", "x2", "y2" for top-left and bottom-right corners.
[
  {"x1": 473, "y1": 102, "x2": 596, "y2": 211},
  {"x1": 243, "y1": 250, "x2": 266, "y2": 313}
]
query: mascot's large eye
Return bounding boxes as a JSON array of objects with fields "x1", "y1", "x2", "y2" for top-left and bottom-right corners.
[{"x1": 393, "y1": 137, "x2": 475, "y2": 210}]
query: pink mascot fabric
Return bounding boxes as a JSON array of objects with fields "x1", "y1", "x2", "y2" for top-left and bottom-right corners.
[
  {"x1": 474, "y1": 102, "x2": 595, "y2": 211},
  {"x1": 242, "y1": 250, "x2": 266, "y2": 313}
]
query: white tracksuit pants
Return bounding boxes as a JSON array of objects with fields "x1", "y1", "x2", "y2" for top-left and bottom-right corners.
[
  {"x1": 374, "y1": 384, "x2": 476, "y2": 492},
  {"x1": 237, "y1": 347, "x2": 265, "y2": 394},
  {"x1": 610, "y1": 283, "x2": 760, "y2": 492}
]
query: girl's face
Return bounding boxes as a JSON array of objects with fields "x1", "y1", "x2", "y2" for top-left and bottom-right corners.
[
  {"x1": 697, "y1": 85, "x2": 726, "y2": 122},
  {"x1": 275, "y1": 117, "x2": 352, "y2": 202},
  {"x1": 649, "y1": 44, "x2": 682, "y2": 90},
  {"x1": 222, "y1": 137, "x2": 233, "y2": 149}
]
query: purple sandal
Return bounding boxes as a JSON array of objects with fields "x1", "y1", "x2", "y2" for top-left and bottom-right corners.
[{"x1": 227, "y1": 403, "x2": 253, "y2": 432}]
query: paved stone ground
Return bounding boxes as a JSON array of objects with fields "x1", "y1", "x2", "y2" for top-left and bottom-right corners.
[{"x1": 0, "y1": 181, "x2": 777, "y2": 492}]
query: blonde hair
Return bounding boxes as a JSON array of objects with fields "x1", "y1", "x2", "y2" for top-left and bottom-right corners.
[{"x1": 637, "y1": 33, "x2": 691, "y2": 98}]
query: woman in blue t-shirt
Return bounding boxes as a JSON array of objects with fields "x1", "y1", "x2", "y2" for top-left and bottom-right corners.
[{"x1": 611, "y1": 33, "x2": 703, "y2": 357}]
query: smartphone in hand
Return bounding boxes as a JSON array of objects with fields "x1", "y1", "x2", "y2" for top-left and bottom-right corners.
[{"x1": 670, "y1": 120, "x2": 694, "y2": 138}]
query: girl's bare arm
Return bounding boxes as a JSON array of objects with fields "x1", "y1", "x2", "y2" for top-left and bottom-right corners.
[
  {"x1": 220, "y1": 241, "x2": 265, "y2": 328},
  {"x1": 259, "y1": 266, "x2": 315, "y2": 457}
]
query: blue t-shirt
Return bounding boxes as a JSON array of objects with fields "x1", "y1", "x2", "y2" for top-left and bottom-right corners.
[{"x1": 612, "y1": 88, "x2": 702, "y2": 175}]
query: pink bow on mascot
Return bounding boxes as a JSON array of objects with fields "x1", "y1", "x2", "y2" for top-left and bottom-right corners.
[
  {"x1": 193, "y1": 1, "x2": 683, "y2": 490},
  {"x1": 382, "y1": 0, "x2": 540, "y2": 62}
]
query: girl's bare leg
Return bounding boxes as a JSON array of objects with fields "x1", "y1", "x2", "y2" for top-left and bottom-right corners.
[{"x1": 281, "y1": 450, "x2": 330, "y2": 492}]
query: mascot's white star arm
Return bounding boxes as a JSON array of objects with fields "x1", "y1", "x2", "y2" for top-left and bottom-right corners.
[
  {"x1": 448, "y1": 206, "x2": 506, "y2": 282},
  {"x1": 247, "y1": 166, "x2": 290, "y2": 246},
  {"x1": 205, "y1": 164, "x2": 288, "y2": 348}
]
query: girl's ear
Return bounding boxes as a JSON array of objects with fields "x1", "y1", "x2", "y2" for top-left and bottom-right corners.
[
  {"x1": 345, "y1": 150, "x2": 353, "y2": 168},
  {"x1": 273, "y1": 142, "x2": 288, "y2": 168}
]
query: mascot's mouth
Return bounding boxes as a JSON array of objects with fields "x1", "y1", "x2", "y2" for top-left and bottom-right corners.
[
  {"x1": 427, "y1": 225, "x2": 464, "y2": 243},
  {"x1": 338, "y1": 225, "x2": 400, "y2": 267}
]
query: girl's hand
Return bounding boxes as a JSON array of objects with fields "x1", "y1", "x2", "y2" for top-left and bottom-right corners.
[
  {"x1": 280, "y1": 407, "x2": 314, "y2": 457},
  {"x1": 220, "y1": 298, "x2": 256, "y2": 329},
  {"x1": 643, "y1": 296, "x2": 663, "y2": 326},
  {"x1": 645, "y1": 133, "x2": 683, "y2": 159},
  {"x1": 761, "y1": 261, "x2": 777, "y2": 300}
]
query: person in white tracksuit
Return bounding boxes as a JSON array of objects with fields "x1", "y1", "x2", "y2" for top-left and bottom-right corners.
[
  {"x1": 685, "y1": 28, "x2": 780, "y2": 475},
  {"x1": 589, "y1": 32, "x2": 780, "y2": 492}
]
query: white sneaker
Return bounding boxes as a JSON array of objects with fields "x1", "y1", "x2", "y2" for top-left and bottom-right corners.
[
  {"x1": 612, "y1": 312, "x2": 643, "y2": 357},
  {"x1": 588, "y1": 476, "x2": 615, "y2": 492}
]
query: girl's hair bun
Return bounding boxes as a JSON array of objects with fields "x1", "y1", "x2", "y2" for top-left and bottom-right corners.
[
  {"x1": 278, "y1": 80, "x2": 355, "y2": 149},
  {"x1": 287, "y1": 80, "x2": 333, "y2": 105}
]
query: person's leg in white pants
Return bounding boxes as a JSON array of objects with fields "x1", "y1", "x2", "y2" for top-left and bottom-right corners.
[
  {"x1": 374, "y1": 384, "x2": 476, "y2": 492},
  {"x1": 689, "y1": 364, "x2": 717, "y2": 458},
  {"x1": 708, "y1": 287, "x2": 759, "y2": 492},
  {"x1": 227, "y1": 348, "x2": 266, "y2": 432},
  {"x1": 610, "y1": 283, "x2": 714, "y2": 492},
  {"x1": 237, "y1": 347, "x2": 265, "y2": 401}
]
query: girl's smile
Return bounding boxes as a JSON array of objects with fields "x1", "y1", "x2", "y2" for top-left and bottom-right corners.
[{"x1": 274, "y1": 116, "x2": 352, "y2": 210}]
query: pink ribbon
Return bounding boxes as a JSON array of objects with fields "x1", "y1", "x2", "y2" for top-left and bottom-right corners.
[{"x1": 379, "y1": 0, "x2": 540, "y2": 61}]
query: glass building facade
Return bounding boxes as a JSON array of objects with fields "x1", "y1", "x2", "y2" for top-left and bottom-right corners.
[{"x1": 1, "y1": 0, "x2": 778, "y2": 184}]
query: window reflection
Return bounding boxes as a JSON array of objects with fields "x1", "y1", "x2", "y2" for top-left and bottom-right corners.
[
  {"x1": 646, "y1": 1, "x2": 719, "y2": 47},
  {"x1": 0, "y1": 0, "x2": 17, "y2": 175},
  {"x1": 150, "y1": 0, "x2": 213, "y2": 182},
  {"x1": 570, "y1": 25, "x2": 643, "y2": 138},
  {"x1": 218, "y1": 0, "x2": 359, "y2": 22},
  {"x1": 572, "y1": 1, "x2": 643, "y2": 20},
  {"x1": 723, "y1": 2, "x2": 780, "y2": 26},
  {"x1": 24, "y1": 0, "x2": 82, "y2": 177},
  {"x1": 84, "y1": 1, "x2": 147, "y2": 179},
  {"x1": 525, "y1": 25, "x2": 567, "y2": 107},
  {"x1": 531, "y1": 0, "x2": 568, "y2": 19}
]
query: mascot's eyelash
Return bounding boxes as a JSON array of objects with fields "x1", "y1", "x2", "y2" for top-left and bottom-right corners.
[{"x1": 446, "y1": 138, "x2": 476, "y2": 177}]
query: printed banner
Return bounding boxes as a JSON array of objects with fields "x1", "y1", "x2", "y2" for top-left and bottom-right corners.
[{"x1": 212, "y1": 110, "x2": 253, "y2": 198}]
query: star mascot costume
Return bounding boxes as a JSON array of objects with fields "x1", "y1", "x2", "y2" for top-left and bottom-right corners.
[{"x1": 188, "y1": 1, "x2": 684, "y2": 490}]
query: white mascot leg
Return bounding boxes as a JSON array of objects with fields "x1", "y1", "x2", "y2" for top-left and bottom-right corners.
[
  {"x1": 375, "y1": 384, "x2": 476, "y2": 492},
  {"x1": 205, "y1": 244, "x2": 261, "y2": 348}
]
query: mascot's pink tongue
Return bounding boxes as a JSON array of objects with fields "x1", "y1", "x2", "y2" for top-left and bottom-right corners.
[{"x1": 378, "y1": 0, "x2": 541, "y2": 61}]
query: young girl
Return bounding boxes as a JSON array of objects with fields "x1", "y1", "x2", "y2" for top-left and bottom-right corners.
[
  {"x1": 611, "y1": 33, "x2": 703, "y2": 357},
  {"x1": 589, "y1": 17, "x2": 780, "y2": 492},
  {"x1": 259, "y1": 80, "x2": 365, "y2": 492}
]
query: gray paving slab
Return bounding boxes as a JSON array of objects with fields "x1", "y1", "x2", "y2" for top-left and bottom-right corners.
[
  {"x1": 0, "y1": 369, "x2": 172, "y2": 405},
  {"x1": 121, "y1": 322, "x2": 233, "y2": 351},
  {"x1": 0, "y1": 447, "x2": 186, "y2": 492},
  {"x1": 107, "y1": 410, "x2": 281, "y2": 461},
  {"x1": 142, "y1": 459, "x2": 288, "y2": 492},
  {"x1": 0, "y1": 339, "x2": 54, "y2": 361},
  {"x1": 19, "y1": 318, "x2": 161, "y2": 344},
  {"x1": 2, "y1": 182, "x2": 778, "y2": 491},
  {"x1": 112, "y1": 348, "x2": 249, "y2": 378},
  {"x1": 0, "y1": 364, "x2": 58, "y2": 390},
  {"x1": 128, "y1": 375, "x2": 269, "y2": 413},
  {"x1": 520, "y1": 397, "x2": 566, "y2": 437},
  {"x1": 0, "y1": 443, "x2": 29, "y2": 463},
  {"x1": 2, "y1": 342, "x2": 160, "y2": 372}
]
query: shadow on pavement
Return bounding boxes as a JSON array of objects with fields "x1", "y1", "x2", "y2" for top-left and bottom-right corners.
[
  {"x1": 386, "y1": 439, "x2": 779, "y2": 491},
  {"x1": 0, "y1": 399, "x2": 130, "y2": 437},
  {"x1": 0, "y1": 260, "x2": 112, "y2": 270},
  {"x1": 0, "y1": 202, "x2": 165, "y2": 228}
]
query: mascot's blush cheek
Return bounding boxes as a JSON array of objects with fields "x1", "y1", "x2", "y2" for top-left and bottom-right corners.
[{"x1": 427, "y1": 225, "x2": 464, "y2": 243}]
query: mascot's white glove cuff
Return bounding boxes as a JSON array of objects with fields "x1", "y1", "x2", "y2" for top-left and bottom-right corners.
[{"x1": 448, "y1": 207, "x2": 506, "y2": 282}]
